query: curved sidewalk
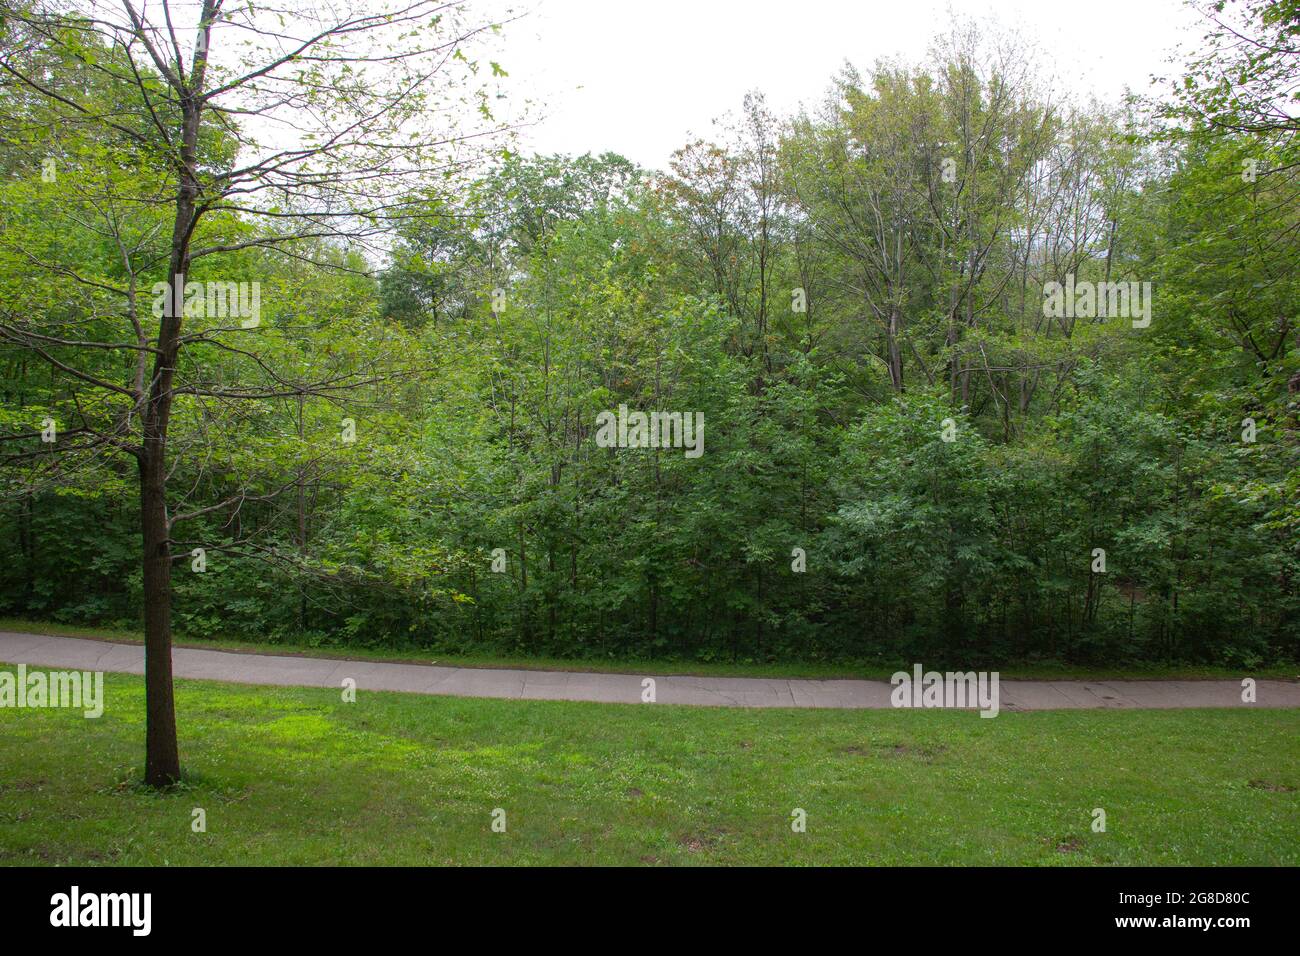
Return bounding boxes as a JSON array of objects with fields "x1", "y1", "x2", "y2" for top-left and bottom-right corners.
[{"x1": 2, "y1": 630, "x2": 1297, "y2": 711}]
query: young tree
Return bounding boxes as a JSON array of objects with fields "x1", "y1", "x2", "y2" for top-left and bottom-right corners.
[{"x1": 0, "y1": 0, "x2": 508, "y2": 785}]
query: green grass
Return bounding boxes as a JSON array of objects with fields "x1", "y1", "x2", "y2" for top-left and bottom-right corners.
[
  {"x1": 1, "y1": 669, "x2": 1297, "y2": 865},
  {"x1": 4, "y1": 616, "x2": 1294, "y2": 681}
]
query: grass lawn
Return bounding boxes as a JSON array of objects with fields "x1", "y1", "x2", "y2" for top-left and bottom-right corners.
[
  {"x1": 1, "y1": 670, "x2": 1297, "y2": 865},
  {"x1": 4, "y1": 617, "x2": 1295, "y2": 681}
]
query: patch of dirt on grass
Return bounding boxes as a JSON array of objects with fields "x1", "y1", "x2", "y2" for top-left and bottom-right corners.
[
  {"x1": 1248, "y1": 779, "x2": 1296, "y2": 793},
  {"x1": 886, "y1": 743, "x2": 947, "y2": 760},
  {"x1": 678, "y1": 827, "x2": 729, "y2": 853},
  {"x1": 841, "y1": 743, "x2": 947, "y2": 762},
  {"x1": 1052, "y1": 836, "x2": 1084, "y2": 853},
  {"x1": 1045, "y1": 832, "x2": 1086, "y2": 858}
]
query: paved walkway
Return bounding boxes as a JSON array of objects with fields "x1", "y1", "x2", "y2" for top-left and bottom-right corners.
[{"x1": 2, "y1": 631, "x2": 1297, "y2": 711}]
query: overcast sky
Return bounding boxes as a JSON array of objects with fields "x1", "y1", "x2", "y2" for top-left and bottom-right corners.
[{"x1": 487, "y1": 0, "x2": 1206, "y2": 170}]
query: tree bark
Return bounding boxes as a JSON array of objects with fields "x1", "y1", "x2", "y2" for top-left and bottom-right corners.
[
  {"x1": 887, "y1": 306, "x2": 904, "y2": 391},
  {"x1": 139, "y1": 444, "x2": 180, "y2": 786},
  {"x1": 139, "y1": 77, "x2": 204, "y2": 786}
]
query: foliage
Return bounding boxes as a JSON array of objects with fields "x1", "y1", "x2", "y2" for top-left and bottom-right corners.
[{"x1": 0, "y1": 3, "x2": 1296, "y2": 669}]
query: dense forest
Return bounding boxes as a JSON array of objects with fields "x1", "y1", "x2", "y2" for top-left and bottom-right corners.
[{"x1": 1, "y1": 0, "x2": 1296, "y2": 679}]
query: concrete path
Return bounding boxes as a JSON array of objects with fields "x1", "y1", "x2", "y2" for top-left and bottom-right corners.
[{"x1": 2, "y1": 630, "x2": 1298, "y2": 711}]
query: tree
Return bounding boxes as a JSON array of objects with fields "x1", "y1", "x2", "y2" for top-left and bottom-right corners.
[
  {"x1": 0, "y1": 0, "x2": 506, "y2": 786},
  {"x1": 1157, "y1": 0, "x2": 1300, "y2": 137}
]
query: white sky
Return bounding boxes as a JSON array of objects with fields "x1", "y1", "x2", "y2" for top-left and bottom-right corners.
[{"x1": 488, "y1": 0, "x2": 1206, "y2": 170}]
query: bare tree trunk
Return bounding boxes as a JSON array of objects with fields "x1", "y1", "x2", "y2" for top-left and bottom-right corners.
[
  {"x1": 139, "y1": 444, "x2": 180, "y2": 786},
  {"x1": 297, "y1": 392, "x2": 308, "y2": 632},
  {"x1": 887, "y1": 306, "x2": 904, "y2": 391},
  {"x1": 139, "y1": 78, "x2": 205, "y2": 786}
]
